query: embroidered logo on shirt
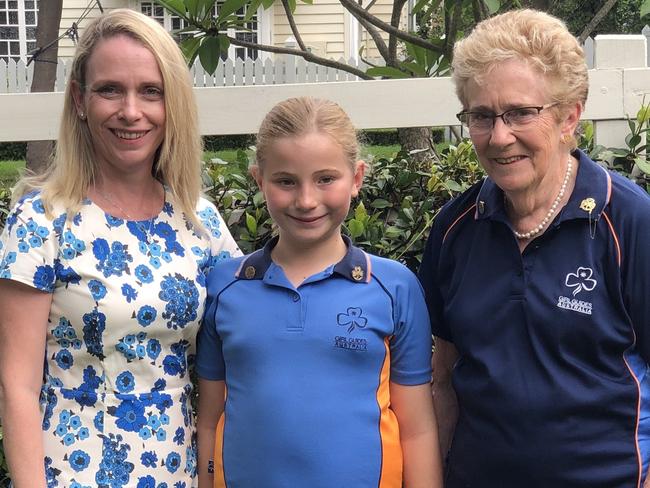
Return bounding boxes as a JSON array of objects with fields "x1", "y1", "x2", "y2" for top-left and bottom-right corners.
[
  {"x1": 565, "y1": 267, "x2": 597, "y2": 296},
  {"x1": 337, "y1": 307, "x2": 367, "y2": 333},
  {"x1": 334, "y1": 336, "x2": 368, "y2": 351},
  {"x1": 556, "y1": 266, "x2": 596, "y2": 315}
]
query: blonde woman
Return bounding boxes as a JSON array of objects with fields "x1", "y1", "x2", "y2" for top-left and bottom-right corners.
[
  {"x1": 0, "y1": 9, "x2": 239, "y2": 487},
  {"x1": 419, "y1": 9, "x2": 650, "y2": 487}
]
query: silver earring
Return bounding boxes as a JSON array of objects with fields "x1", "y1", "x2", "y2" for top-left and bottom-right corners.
[{"x1": 79, "y1": 112, "x2": 86, "y2": 120}]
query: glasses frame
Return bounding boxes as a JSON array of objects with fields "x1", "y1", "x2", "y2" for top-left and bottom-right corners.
[{"x1": 456, "y1": 102, "x2": 560, "y2": 134}]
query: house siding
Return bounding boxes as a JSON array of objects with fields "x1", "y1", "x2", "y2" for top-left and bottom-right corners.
[
  {"x1": 57, "y1": 0, "x2": 406, "y2": 62},
  {"x1": 58, "y1": 0, "x2": 132, "y2": 58}
]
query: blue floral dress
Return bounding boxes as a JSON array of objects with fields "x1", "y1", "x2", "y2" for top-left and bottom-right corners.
[{"x1": 0, "y1": 190, "x2": 240, "y2": 488}]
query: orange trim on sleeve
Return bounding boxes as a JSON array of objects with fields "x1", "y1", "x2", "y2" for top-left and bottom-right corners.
[
  {"x1": 601, "y1": 212, "x2": 621, "y2": 267},
  {"x1": 377, "y1": 338, "x2": 402, "y2": 488},
  {"x1": 365, "y1": 252, "x2": 372, "y2": 283},
  {"x1": 442, "y1": 204, "x2": 477, "y2": 244},
  {"x1": 213, "y1": 411, "x2": 227, "y2": 488},
  {"x1": 622, "y1": 347, "x2": 643, "y2": 488}
]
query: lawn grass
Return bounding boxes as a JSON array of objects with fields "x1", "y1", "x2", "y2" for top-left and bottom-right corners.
[
  {"x1": 0, "y1": 145, "x2": 403, "y2": 186},
  {"x1": 0, "y1": 161, "x2": 25, "y2": 185}
]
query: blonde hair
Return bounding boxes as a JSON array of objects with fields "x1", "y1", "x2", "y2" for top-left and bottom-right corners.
[
  {"x1": 14, "y1": 9, "x2": 203, "y2": 227},
  {"x1": 255, "y1": 97, "x2": 359, "y2": 170},
  {"x1": 452, "y1": 9, "x2": 588, "y2": 112}
]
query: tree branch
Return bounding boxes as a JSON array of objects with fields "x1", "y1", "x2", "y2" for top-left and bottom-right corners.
[
  {"x1": 280, "y1": 0, "x2": 308, "y2": 51},
  {"x1": 364, "y1": 0, "x2": 378, "y2": 11},
  {"x1": 227, "y1": 36, "x2": 373, "y2": 79},
  {"x1": 578, "y1": 0, "x2": 618, "y2": 43},
  {"x1": 355, "y1": 14, "x2": 391, "y2": 61},
  {"x1": 350, "y1": 0, "x2": 390, "y2": 62},
  {"x1": 338, "y1": 0, "x2": 443, "y2": 52},
  {"x1": 388, "y1": 0, "x2": 408, "y2": 65}
]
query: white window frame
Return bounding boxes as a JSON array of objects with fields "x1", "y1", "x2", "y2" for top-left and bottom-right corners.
[{"x1": 0, "y1": 0, "x2": 38, "y2": 62}]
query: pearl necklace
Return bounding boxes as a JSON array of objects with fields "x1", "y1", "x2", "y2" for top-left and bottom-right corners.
[
  {"x1": 96, "y1": 188, "x2": 158, "y2": 243},
  {"x1": 511, "y1": 158, "x2": 573, "y2": 240}
]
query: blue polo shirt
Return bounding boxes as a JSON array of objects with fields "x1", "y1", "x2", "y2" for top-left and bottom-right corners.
[
  {"x1": 419, "y1": 150, "x2": 650, "y2": 487},
  {"x1": 196, "y1": 236, "x2": 432, "y2": 488}
]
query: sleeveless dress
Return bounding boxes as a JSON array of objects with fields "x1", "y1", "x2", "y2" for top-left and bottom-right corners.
[{"x1": 0, "y1": 190, "x2": 240, "y2": 488}]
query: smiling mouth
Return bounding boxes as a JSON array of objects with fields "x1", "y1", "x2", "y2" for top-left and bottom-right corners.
[
  {"x1": 493, "y1": 155, "x2": 526, "y2": 164},
  {"x1": 112, "y1": 129, "x2": 149, "y2": 140},
  {"x1": 291, "y1": 215, "x2": 325, "y2": 223}
]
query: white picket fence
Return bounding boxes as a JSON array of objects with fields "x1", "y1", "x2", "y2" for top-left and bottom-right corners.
[
  {"x1": 2, "y1": 25, "x2": 647, "y2": 94},
  {"x1": 0, "y1": 55, "x2": 369, "y2": 94}
]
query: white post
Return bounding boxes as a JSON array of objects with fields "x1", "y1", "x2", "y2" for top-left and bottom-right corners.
[{"x1": 593, "y1": 35, "x2": 648, "y2": 148}]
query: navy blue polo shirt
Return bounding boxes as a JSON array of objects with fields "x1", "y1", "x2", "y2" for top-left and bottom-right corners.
[
  {"x1": 197, "y1": 236, "x2": 432, "y2": 488},
  {"x1": 419, "y1": 150, "x2": 650, "y2": 487}
]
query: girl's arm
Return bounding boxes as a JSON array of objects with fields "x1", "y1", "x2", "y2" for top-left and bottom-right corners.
[
  {"x1": 390, "y1": 382, "x2": 443, "y2": 488},
  {"x1": 0, "y1": 280, "x2": 51, "y2": 488},
  {"x1": 197, "y1": 377, "x2": 226, "y2": 488}
]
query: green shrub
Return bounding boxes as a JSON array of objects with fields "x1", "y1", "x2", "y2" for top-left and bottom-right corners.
[
  {"x1": 202, "y1": 140, "x2": 484, "y2": 272},
  {"x1": 0, "y1": 143, "x2": 26, "y2": 161}
]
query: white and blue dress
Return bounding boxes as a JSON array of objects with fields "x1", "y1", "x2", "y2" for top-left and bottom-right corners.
[{"x1": 0, "y1": 190, "x2": 240, "y2": 488}]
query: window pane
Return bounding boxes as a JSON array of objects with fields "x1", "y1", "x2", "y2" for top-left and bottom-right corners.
[
  {"x1": 141, "y1": 4, "x2": 152, "y2": 16},
  {"x1": 0, "y1": 26, "x2": 17, "y2": 39},
  {"x1": 10, "y1": 40, "x2": 19, "y2": 54},
  {"x1": 8, "y1": 11, "x2": 17, "y2": 23},
  {"x1": 25, "y1": 1, "x2": 35, "y2": 9},
  {"x1": 154, "y1": 6, "x2": 164, "y2": 17},
  {"x1": 0, "y1": 43, "x2": 7, "y2": 55},
  {"x1": 26, "y1": 27, "x2": 36, "y2": 39},
  {"x1": 25, "y1": 11, "x2": 35, "y2": 24},
  {"x1": 8, "y1": 1, "x2": 16, "y2": 9},
  {"x1": 0, "y1": 12, "x2": 6, "y2": 24},
  {"x1": 0, "y1": 1, "x2": 6, "y2": 10}
]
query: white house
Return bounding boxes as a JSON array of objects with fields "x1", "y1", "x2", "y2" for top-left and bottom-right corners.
[{"x1": 2, "y1": 0, "x2": 407, "y2": 64}]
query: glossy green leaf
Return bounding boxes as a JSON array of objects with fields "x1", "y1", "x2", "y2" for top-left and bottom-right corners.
[
  {"x1": 366, "y1": 66, "x2": 410, "y2": 79},
  {"x1": 154, "y1": 0, "x2": 186, "y2": 15},
  {"x1": 347, "y1": 219, "x2": 364, "y2": 238},
  {"x1": 199, "y1": 36, "x2": 221, "y2": 74},
  {"x1": 370, "y1": 198, "x2": 392, "y2": 209},
  {"x1": 244, "y1": 0, "x2": 263, "y2": 21},
  {"x1": 637, "y1": 105, "x2": 650, "y2": 124},
  {"x1": 218, "y1": 35, "x2": 231, "y2": 54},
  {"x1": 186, "y1": 0, "x2": 200, "y2": 18},
  {"x1": 483, "y1": 0, "x2": 500, "y2": 14},
  {"x1": 354, "y1": 201, "x2": 368, "y2": 221},
  {"x1": 245, "y1": 212, "x2": 257, "y2": 235},
  {"x1": 635, "y1": 157, "x2": 650, "y2": 175},
  {"x1": 399, "y1": 61, "x2": 427, "y2": 77},
  {"x1": 180, "y1": 36, "x2": 202, "y2": 65},
  {"x1": 261, "y1": 0, "x2": 275, "y2": 10},
  {"x1": 641, "y1": 0, "x2": 650, "y2": 18},
  {"x1": 444, "y1": 179, "x2": 463, "y2": 192}
]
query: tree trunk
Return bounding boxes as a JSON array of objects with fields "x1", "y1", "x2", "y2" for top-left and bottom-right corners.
[
  {"x1": 25, "y1": 0, "x2": 63, "y2": 174},
  {"x1": 397, "y1": 127, "x2": 434, "y2": 167}
]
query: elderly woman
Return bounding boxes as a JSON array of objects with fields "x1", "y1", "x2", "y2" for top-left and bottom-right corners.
[
  {"x1": 0, "y1": 9, "x2": 239, "y2": 487},
  {"x1": 419, "y1": 9, "x2": 650, "y2": 488}
]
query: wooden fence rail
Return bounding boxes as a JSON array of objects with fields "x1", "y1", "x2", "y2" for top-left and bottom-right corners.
[{"x1": 0, "y1": 35, "x2": 648, "y2": 151}]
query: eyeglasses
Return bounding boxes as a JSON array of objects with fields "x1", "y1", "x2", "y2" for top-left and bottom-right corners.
[{"x1": 456, "y1": 103, "x2": 559, "y2": 135}]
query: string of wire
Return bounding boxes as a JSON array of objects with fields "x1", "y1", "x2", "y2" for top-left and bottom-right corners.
[{"x1": 27, "y1": 0, "x2": 104, "y2": 65}]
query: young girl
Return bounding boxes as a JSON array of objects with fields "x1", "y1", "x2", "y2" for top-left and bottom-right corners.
[{"x1": 195, "y1": 97, "x2": 442, "y2": 488}]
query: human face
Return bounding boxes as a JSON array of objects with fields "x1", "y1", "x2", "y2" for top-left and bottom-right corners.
[
  {"x1": 72, "y1": 35, "x2": 165, "y2": 179},
  {"x1": 252, "y1": 132, "x2": 365, "y2": 252},
  {"x1": 464, "y1": 59, "x2": 579, "y2": 196}
]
